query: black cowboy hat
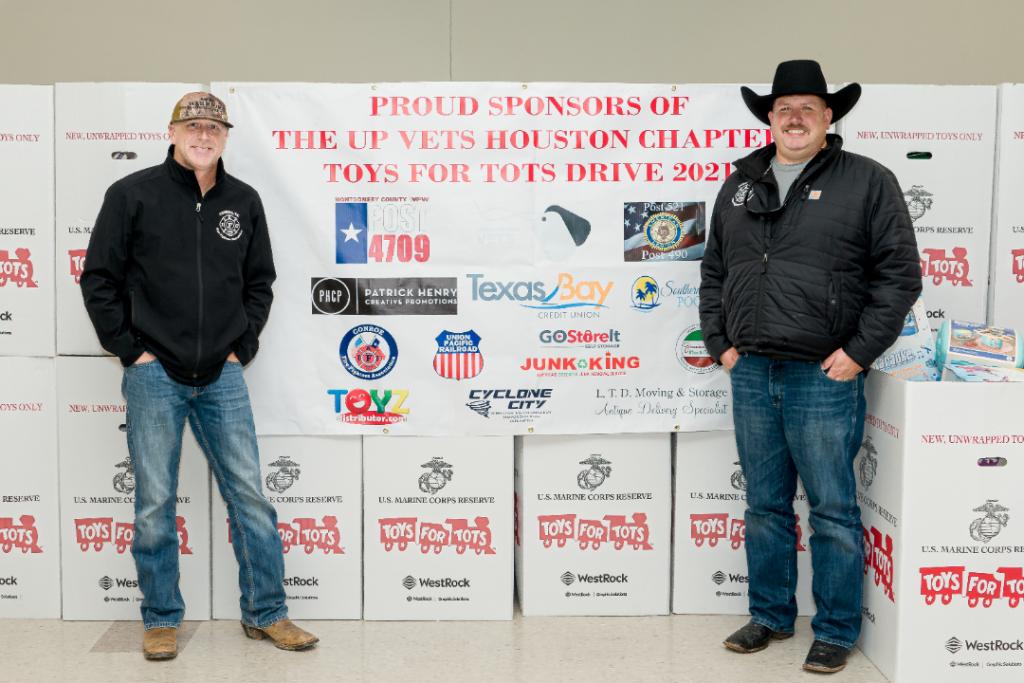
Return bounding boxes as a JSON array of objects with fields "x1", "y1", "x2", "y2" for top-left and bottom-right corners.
[{"x1": 741, "y1": 60, "x2": 861, "y2": 125}]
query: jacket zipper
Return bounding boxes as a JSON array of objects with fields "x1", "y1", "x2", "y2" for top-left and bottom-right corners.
[{"x1": 194, "y1": 199, "x2": 203, "y2": 378}]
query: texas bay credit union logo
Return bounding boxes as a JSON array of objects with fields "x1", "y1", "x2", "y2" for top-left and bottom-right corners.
[
  {"x1": 466, "y1": 272, "x2": 612, "y2": 316},
  {"x1": 433, "y1": 330, "x2": 483, "y2": 380},
  {"x1": 340, "y1": 324, "x2": 398, "y2": 380}
]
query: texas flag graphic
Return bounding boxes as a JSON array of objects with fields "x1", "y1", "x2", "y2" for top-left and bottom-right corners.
[{"x1": 336, "y1": 202, "x2": 368, "y2": 264}]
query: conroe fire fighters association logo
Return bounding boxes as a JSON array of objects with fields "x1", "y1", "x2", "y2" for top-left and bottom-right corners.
[
  {"x1": 0, "y1": 515, "x2": 43, "y2": 553},
  {"x1": 432, "y1": 330, "x2": 483, "y2": 380},
  {"x1": 339, "y1": 324, "x2": 398, "y2": 380},
  {"x1": 216, "y1": 210, "x2": 242, "y2": 241},
  {"x1": 0, "y1": 248, "x2": 38, "y2": 287}
]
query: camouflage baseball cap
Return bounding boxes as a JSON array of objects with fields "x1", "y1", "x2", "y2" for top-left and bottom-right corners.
[{"x1": 170, "y1": 91, "x2": 233, "y2": 128}]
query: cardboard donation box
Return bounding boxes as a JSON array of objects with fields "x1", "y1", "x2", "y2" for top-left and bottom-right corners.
[
  {"x1": 212, "y1": 436, "x2": 362, "y2": 619},
  {"x1": 363, "y1": 436, "x2": 512, "y2": 620},
  {"x1": 515, "y1": 433, "x2": 671, "y2": 616},
  {"x1": 858, "y1": 371, "x2": 1024, "y2": 682},
  {"x1": 990, "y1": 84, "x2": 1024, "y2": 332},
  {"x1": 57, "y1": 357, "x2": 211, "y2": 620},
  {"x1": 0, "y1": 358, "x2": 60, "y2": 617},
  {"x1": 672, "y1": 430, "x2": 815, "y2": 615},
  {"x1": 841, "y1": 85, "x2": 997, "y2": 328}
]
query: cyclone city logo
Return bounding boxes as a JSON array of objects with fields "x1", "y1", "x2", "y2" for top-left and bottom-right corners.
[
  {"x1": 465, "y1": 398, "x2": 490, "y2": 417},
  {"x1": 945, "y1": 636, "x2": 962, "y2": 654},
  {"x1": 560, "y1": 571, "x2": 575, "y2": 586},
  {"x1": 418, "y1": 456, "x2": 454, "y2": 495},
  {"x1": 731, "y1": 181, "x2": 751, "y2": 207},
  {"x1": 730, "y1": 461, "x2": 747, "y2": 491},
  {"x1": 0, "y1": 248, "x2": 38, "y2": 288},
  {"x1": 433, "y1": 330, "x2": 484, "y2": 380},
  {"x1": 112, "y1": 456, "x2": 135, "y2": 495},
  {"x1": 903, "y1": 185, "x2": 933, "y2": 223},
  {"x1": 340, "y1": 324, "x2": 398, "y2": 380},
  {"x1": 265, "y1": 456, "x2": 301, "y2": 493},
  {"x1": 216, "y1": 210, "x2": 242, "y2": 241},
  {"x1": 858, "y1": 437, "x2": 878, "y2": 489},
  {"x1": 969, "y1": 500, "x2": 1009, "y2": 543},
  {"x1": 630, "y1": 275, "x2": 660, "y2": 311},
  {"x1": 676, "y1": 325, "x2": 718, "y2": 374},
  {"x1": 403, "y1": 575, "x2": 416, "y2": 590},
  {"x1": 577, "y1": 454, "x2": 612, "y2": 491}
]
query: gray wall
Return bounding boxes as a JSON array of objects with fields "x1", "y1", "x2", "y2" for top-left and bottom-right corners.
[{"x1": 2, "y1": 0, "x2": 1021, "y2": 84}]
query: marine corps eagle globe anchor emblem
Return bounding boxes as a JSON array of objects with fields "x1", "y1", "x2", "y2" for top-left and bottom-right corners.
[
  {"x1": 265, "y1": 456, "x2": 301, "y2": 493},
  {"x1": 419, "y1": 457, "x2": 454, "y2": 495},
  {"x1": 969, "y1": 500, "x2": 1009, "y2": 543},
  {"x1": 577, "y1": 454, "x2": 612, "y2": 491},
  {"x1": 113, "y1": 456, "x2": 135, "y2": 495}
]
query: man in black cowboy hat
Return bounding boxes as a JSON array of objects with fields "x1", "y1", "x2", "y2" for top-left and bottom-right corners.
[{"x1": 699, "y1": 60, "x2": 920, "y2": 673}]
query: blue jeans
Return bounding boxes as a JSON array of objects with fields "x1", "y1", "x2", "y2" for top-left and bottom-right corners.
[
  {"x1": 729, "y1": 354, "x2": 865, "y2": 649},
  {"x1": 122, "y1": 360, "x2": 287, "y2": 630}
]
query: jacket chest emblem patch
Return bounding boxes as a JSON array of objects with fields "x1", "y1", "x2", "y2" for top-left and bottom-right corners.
[
  {"x1": 809, "y1": 190, "x2": 822, "y2": 200},
  {"x1": 216, "y1": 210, "x2": 242, "y2": 241},
  {"x1": 731, "y1": 181, "x2": 751, "y2": 207}
]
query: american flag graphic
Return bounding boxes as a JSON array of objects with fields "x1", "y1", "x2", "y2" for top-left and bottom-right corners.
[{"x1": 433, "y1": 330, "x2": 484, "y2": 380}]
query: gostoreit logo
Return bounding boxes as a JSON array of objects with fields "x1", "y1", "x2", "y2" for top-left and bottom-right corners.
[
  {"x1": 538, "y1": 329, "x2": 621, "y2": 348},
  {"x1": 339, "y1": 324, "x2": 398, "y2": 380},
  {"x1": 560, "y1": 571, "x2": 575, "y2": 586},
  {"x1": 265, "y1": 456, "x2": 301, "y2": 493},
  {"x1": 630, "y1": 275, "x2": 660, "y2": 311},
  {"x1": 466, "y1": 273, "x2": 612, "y2": 310},
  {"x1": 577, "y1": 455, "x2": 612, "y2": 491},
  {"x1": 0, "y1": 515, "x2": 43, "y2": 554},
  {"x1": 969, "y1": 500, "x2": 1009, "y2": 543},
  {"x1": 326, "y1": 388, "x2": 410, "y2": 425},
  {"x1": 433, "y1": 330, "x2": 483, "y2": 380},
  {"x1": 418, "y1": 457, "x2": 453, "y2": 495},
  {"x1": 0, "y1": 248, "x2": 37, "y2": 288}
]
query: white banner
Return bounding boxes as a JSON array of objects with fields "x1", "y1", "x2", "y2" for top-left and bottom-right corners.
[
  {"x1": 841, "y1": 85, "x2": 997, "y2": 328},
  {"x1": 0, "y1": 85, "x2": 54, "y2": 356},
  {"x1": 55, "y1": 82, "x2": 201, "y2": 356},
  {"x1": 211, "y1": 82, "x2": 767, "y2": 435},
  {"x1": 990, "y1": 84, "x2": 1024, "y2": 331},
  {"x1": 0, "y1": 358, "x2": 60, "y2": 618}
]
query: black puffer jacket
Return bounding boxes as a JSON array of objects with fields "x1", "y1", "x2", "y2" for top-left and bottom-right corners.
[{"x1": 699, "y1": 135, "x2": 921, "y2": 368}]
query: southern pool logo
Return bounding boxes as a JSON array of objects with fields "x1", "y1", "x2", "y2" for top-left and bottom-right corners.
[
  {"x1": 433, "y1": 330, "x2": 484, "y2": 380},
  {"x1": 675, "y1": 326, "x2": 718, "y2": 374},
  {"x1": 112, "y1": 457, "x2": 135, "y2": 495},
  {"x1": 419, "y1": 457, "x2": 454, "y2": 495},
  {"x1": 265, "y1": 456, "x2": 301, "y2": 493},
  {"x1": 577, "y1": 455, "x2": 612, "y2": 491},
  {"x1": 903, "y1": 185, "x2": 934, "y2": 223},
  {"x1": 340, "y1": 324, "x2": 398, "y2": 380},
  {"x1": 969, "y1": 500, "x2": 1009, "y2": 543},
  {"x1": 630, "y1": 275, "x2": 660, "y2": 311}
]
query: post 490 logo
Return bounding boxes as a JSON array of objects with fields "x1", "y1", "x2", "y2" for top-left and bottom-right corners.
[
  {"x1": 537, "y1": 512, "x2": 652, "y2": 551},
  {"x1": 74, "y1": 516, "x2": 192, "y2": 554},
  {"x1": 378, "y1": 516, "x2": 496, "y2": 555},
  {"x1": 0, "y1": 515, "x2": 43, "y2": 553},
  {"x1": 228, "y1": 516, "x2": 344, "y2": 554}
]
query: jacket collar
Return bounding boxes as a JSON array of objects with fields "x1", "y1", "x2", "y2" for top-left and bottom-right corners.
[
  {"x1": 735, "y1": 133, "x2": 844, "y2": 180},
  {"x1": 163, "y1": 145, "x2": 226, "y2": 193}
]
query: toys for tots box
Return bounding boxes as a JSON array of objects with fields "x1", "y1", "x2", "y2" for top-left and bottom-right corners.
[
  {"x1": 212, "y1": 436, "x2": 362, "y2": 619},
  {"x1": 363, "y1": 436, "x2": 512, "y2": 620},
  {"x1": 858, "y1": 371, "x2": 1024, "y2": 682},
  {"x1": 0, "y1": 358, "x2": 60, "y2": 618},
  {"x1": 672, "y1": 430, "x2": 815, "y2": 615},
  {"x1": 515, "y1": 433, "x2": 671, "y2": 616},
  {"x1": 57, "y1": 357, "x2": 211, "y2": 620}
]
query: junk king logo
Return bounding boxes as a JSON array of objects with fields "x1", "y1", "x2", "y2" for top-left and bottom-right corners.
[
  {"x1": 112, "y1": 457, "x2": 135, "y2": 495},
  {"x1": 228, "y1": 516, "x2": 344, "y2": 554},
  {"x1": 863, "y1": 525, "x2": 896, "y2": 602},
  {"x1": 970, "y1": 500, "x2": 1009, "y2": 543},
  {"x1": 920, "y1": 247, "x2": 972, "y2": 286},
  {"x1": 340, "y1": 324, "x2": 398, "y2": 380},
  {"x1": 537, "y1": 513, "x2": 653, "y2": 551},
  {"x1": 418, "y1": 456, "x2": 453, "y2": 495},
  {"x1": 0, "y1": 515, "x2": 43, "y2": 554},
  {"x1": 378, "y1": 516, "x2": 496, "y2": 555},
  {"x1": 903, "y1": 184, "x2": 934, "y2": 223},
  {"x1": 0, "y1": 248, "x2": 38, "y2": 287},
  {"x1": 74, "y1": 516, "x2": 192, "y2": 554},
  {"x1": 690, "y1": 513, "x2": 807, "y2": 553},
  {"x1": 577, "y1": 455, "x2": 612, "y2": 491},
  {"x1": 265, "y1": 456, "x2": 301, "y2": 493}
]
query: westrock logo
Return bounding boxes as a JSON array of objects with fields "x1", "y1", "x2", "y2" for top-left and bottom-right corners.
[
  {"x1": 920, "y1": 247, "x2": 972, "y2": 287},
  {"x1": 0, "y1": 248, "x2": 37, "y2": 287},
  {"x1": 98, "y1": 575, "x2": 136, "y2": 591},
  {"x1": 466, "y1": 272, "x2": 612, "y2": 316},
  {"x1": 340, "y1": 324, "x2": 398, "y2": 380},
  {"x1": 711, "y1": 571, "x2": 726, "y2": 586},
  {"x1": 903, "y1": 185, "x2": 934, "y2": 223},
  {"x1": 857, "y1": 438, "x2": 878, "y2": 489},
  {"x1": 630, "y1": 275, "x2": 660, "y2": 311},
  {"x1": 326, "y1": 388, "x2": 410, "y2": 425},
  {"x1": 265, "y1": 456, "x2": 301, "y2": 493},
  {"x1": 676, "y1": 326, "x2": 719, "y2": 374},
  {"x1": 112, "y1": 457, "x2": 135, "y2": 495},
  {"x1": 945, "y1": 636, "x2": 962, "y2": 654},
  {"x1": 577, "y1": 455, "x2": 612, "y2": 491},
  {"x1": 945, "y1": 636, "x2": 1024, "y2": 653},
  {"x1": 970, "y1": 500, "x2": 1009, "y2": 543},
  {"x1": 418, "y1": 457, "x2": 454, "y2": 495},
  {"x1": 560, "y1": 571, "x2": 576, "y2": 586},
  {"x1": 403, "y1": 575, "x2": 416, "y2": 590},
  {"x1": 98, "y1": 576, "x2": 113, "y2": 591},
  {"x1": 0, "y1": 515, "x2": 43, "y2": 554}
]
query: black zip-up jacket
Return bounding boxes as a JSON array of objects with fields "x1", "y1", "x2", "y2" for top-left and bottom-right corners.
[
  {"x1": 81, "y1": 146, "x2": 276, "y2": 386},
  {"x1": 699, "y1": 134, "x2": 921, "y2": 369}
]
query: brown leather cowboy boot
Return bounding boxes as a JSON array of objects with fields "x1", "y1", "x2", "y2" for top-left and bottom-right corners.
[
  {"x1": 241, "y1": 619, "x2": 318, "y2": 651},
  {"x1": 142, "y1": 626, "x2": 178, "y2": 660}
]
